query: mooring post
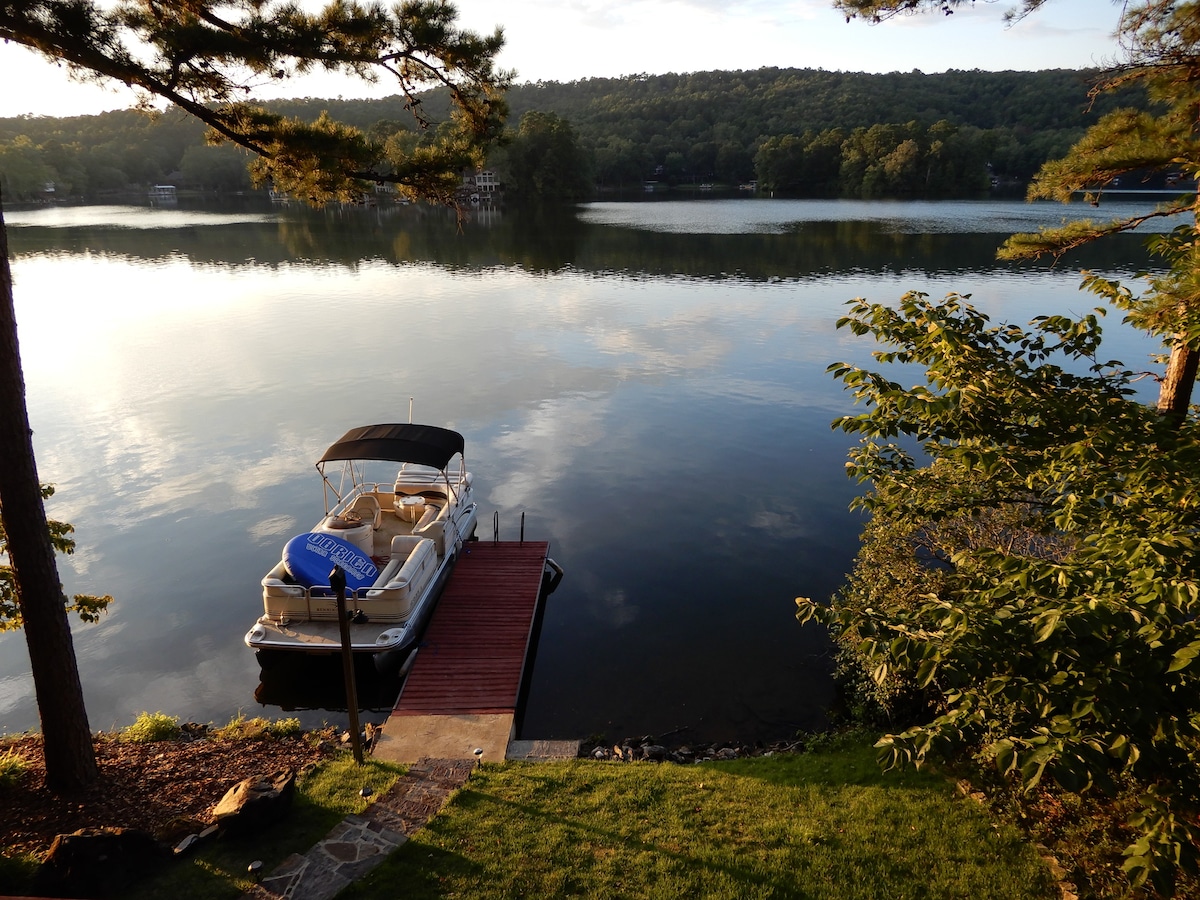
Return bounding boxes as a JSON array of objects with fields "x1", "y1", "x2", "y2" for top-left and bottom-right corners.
[{"x1": 329, "y1": 565, "x2": 364, "y2": 765}]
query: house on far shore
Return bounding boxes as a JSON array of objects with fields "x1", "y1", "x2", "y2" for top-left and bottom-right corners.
[
  {"x1": 458, "y1": 169, "x2": 501, "y2": 204},
  {"x1": 474, "y1": 170, "x2": 499, "y2": 196},
  {"x1": 148, "y1": 184, "x2": 177, "y2": 204}
]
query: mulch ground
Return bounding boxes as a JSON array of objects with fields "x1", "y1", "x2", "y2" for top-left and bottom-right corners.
[{"x1": 1, "y1": 730, "x2": 336, "y2": 859}]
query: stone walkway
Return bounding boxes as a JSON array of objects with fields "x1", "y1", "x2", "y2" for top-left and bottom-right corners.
[{"x1": 242, "y1": 758, "x2": 475, "y2": 900}]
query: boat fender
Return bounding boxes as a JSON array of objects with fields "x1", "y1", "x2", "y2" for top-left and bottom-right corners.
[{"x1": 283, "y1": 532, "x2": 378, "y2": 590}]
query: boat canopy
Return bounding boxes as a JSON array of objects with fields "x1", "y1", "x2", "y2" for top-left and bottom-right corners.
[{"x1": 317, "y1": 424, "x2": 465, "y2": 470}]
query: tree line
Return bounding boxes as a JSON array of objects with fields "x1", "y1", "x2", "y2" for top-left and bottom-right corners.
[
  {"x1": 0, "y1": 66, "x2": 1143, "y2": 201},
  {"x1": 756, "y1": 120, "x2": 994, "y2": 195}
]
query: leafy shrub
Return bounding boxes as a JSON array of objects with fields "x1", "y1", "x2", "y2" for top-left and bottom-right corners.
[
  {"x1": 121, "y1": 711, "x2": 181, "y2": 743},
  {"x1": 801, "y1": 291, "x2": 1200, "y2": 893},
  {"x1": 0, "y1": 749, "x2": 28, "y2": 789},
  {"x1": 827, "y1": 479, "x2": 1073, "y2": 730},
  {"x1": 214, "y1": 713, "x2": 302, "y2": 741},
  {"x1": 0, "y1": 851, "x2": 38, "y2": 895},
  {"x1": 268, "y1": 717, "x2": 303, "y2": 738}
]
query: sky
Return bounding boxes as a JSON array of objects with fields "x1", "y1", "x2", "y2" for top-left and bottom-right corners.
[{"x1": 0, "y1": 0, "x2": 1124, "y2": 119}]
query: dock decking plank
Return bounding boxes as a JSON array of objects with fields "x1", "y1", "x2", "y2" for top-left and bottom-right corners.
[{"x1": 391, "y1": 540, "x2": 549, "y2": 718}]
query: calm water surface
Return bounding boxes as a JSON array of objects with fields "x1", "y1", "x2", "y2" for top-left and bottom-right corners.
[{"x1": 0, "y1": 196, "x2": 1169, "y2": 744}]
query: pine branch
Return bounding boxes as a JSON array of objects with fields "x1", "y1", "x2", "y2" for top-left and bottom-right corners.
[{"x1": 999, "y1": 205, "x2": 1196, "y2": 260}]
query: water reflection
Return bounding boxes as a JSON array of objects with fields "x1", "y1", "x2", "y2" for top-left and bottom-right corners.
[
  {"x1": 0, "y1": 197, "x2": 1171, "y2": 744},
  {"x1": 253, "y1": 655, "x2": 403, "y2": 714},
  {"x1": 578, "y1": 196, "x2": 1187, "y2": 235},
  {"x1": 7, "y1": 196, "x2": 1160, "y2": 279}
]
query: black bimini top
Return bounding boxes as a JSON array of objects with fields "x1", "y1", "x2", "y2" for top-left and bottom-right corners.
[{"x1": 317, "y1": 424, "x2": 465, "y2": 469}]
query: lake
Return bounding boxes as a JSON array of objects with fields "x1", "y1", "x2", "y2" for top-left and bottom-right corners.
[{"x1": 0, "y1": 195, "x2": 1170, "y2": 745}]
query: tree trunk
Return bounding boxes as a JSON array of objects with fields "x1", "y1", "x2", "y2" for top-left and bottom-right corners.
[
  {"x1": 0, "y1": 194, "x2": 97, "y2": 791},
  {"x1": 1157, "y1": 340, "x2": 1199, "y2": 425}
]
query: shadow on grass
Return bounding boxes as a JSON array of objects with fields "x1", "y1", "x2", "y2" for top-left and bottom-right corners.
[
  {"x1": 707, "y1": 739, "x2": 948, "y2": 790},
  {"x1": 122, "y1": 795, "x2": 350, "y2": 900},
  {"x1": 463, "y1": 786, "x2": 787, "y2": 890},
  {"x1": 342, "y1": 743, "x2": 1051, "y2": 900},
  {"x1": 122, "y1": 757, "x2": 403, "y2": 900}
]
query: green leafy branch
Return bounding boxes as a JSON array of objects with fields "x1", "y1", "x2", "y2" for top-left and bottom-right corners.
[
  {"x1": 0, "y1": 484, "x2": 111, "y2": 631},
  {"x1": 803, "y1": 292, "x2": 1200, "y2": 894}
]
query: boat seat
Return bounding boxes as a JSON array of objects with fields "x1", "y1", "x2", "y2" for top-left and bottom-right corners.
[
  {"x1": 395, "y1": 489, "x2": 447, "y2": 503},
  {"x1": 350, "y1": 494, "x2": 382, "y2": 529},
  {"x1": 364, "y1": 535, "x2": 437, "y2": 612},
  {"x1": 389, "y1": 534, "x2": 427, "y2": 558},
  {"x1": 414, "y1": 501, "x2": 444, "y2": 529},
  {"x1": 412, "y1": 503, "x2": 449, "y2": 555},
  {"x1": 371, "y1": 535, "x2": 436, "y2": 591}
]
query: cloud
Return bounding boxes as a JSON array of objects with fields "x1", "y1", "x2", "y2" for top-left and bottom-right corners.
[{"x1": 597, "y1": 587, "x2": 640, "y2": 628}]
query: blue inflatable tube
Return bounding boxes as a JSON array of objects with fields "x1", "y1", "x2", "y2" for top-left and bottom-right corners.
[{"x1": 283, "y1": 532, "x2": 378, "y2": 590}]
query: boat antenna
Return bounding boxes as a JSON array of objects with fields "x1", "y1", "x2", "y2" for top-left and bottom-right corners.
[{"x1": 408, "y1": 397, "x2": 413, "y2": 424}]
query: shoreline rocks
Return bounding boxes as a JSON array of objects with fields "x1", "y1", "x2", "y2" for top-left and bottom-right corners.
[{"x1": 581, "y1": 734, "x2": 806, "y2": 764}]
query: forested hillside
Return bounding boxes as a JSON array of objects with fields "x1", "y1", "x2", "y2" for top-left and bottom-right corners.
[{"x1": 0, "y1": 67, "x2": 1143, "y2": 200}]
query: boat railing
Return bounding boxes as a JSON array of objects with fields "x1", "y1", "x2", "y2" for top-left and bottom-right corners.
[
  {"x1": 263, "y1": 576, "x2": 407, "y2": 610},
  {"x1": 328, "y1": 483, "x2": 397, "y2": 517},
  {"x1": 330, "y1": 479, "x2": 464, "y2": 514}
]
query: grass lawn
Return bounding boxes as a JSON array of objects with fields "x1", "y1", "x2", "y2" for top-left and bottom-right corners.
[
  {"x1": 5, "y1": 736, "x2": 1057, "y2": 899},
  {"x1": 340, "y1": 742, "x2": 1055, "y2": 899}
]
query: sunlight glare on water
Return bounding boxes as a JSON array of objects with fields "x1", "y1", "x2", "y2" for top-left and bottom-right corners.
[
  {"x1": 578, "y1": 196, "x2": 1189, "y2": 235},
  {"x1": 5, "y1": 204, "x2": 275, "y2": 230}
]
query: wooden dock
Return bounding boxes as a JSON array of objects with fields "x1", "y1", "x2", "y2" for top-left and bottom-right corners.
[{"x1": 373, "y1": 540, "x2": 551, "y2": 764}]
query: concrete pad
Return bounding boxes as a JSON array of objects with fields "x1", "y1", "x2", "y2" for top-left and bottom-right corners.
[
  {"x1": 506, "y1": 739, "x2": 582, "y2": 761},
  {"x1": 373, "y1": 713, "x2": 514, "y2": 765}
]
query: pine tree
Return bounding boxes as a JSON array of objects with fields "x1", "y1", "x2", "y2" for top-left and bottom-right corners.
[{"x1": 0, "y1": 0, "x2": 510, "y2": 791}]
